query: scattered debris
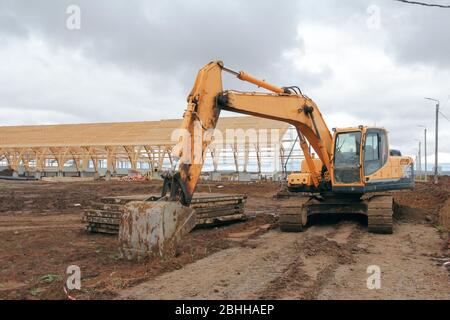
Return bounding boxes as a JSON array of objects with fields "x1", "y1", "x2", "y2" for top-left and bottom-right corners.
[{"x1": 118, "y1": 175, "x2": 151, "y2": 182}]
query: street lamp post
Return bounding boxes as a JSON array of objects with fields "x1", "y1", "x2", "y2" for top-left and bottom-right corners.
[{"x1": 425, "y1": 97, "x2": 440, "y2": 184}]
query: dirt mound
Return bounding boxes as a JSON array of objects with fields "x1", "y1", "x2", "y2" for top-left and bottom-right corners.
[
  {"x1": 440, "y1": 199, "x2": 450, "y2": 231},
  {"x1": 394, "y1": 204, "x2": 430, "y2": 223},
  {"x1": 394, "y1": 177, "x2": 450, "y2": 225}
]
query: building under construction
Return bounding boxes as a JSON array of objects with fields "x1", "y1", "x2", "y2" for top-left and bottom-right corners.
[{"x1": 0, "y1": 116, "x2": 302, "y2": 180}]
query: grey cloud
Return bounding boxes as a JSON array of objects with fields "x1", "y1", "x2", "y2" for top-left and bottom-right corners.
[
  {"x1": 383, "y1": 0, "x2": 450, "y2": 68},
  {"x1": 0, "y1": 9, "x2": 27, "y2": 39},
  {"x1": 0, "y1": 0, "x2": 302, "y2": 78}
]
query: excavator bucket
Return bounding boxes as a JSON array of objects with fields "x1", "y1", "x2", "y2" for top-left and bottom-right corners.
[
  {"x1": 119, "y1": 62, "x2": 224, "y2": 260},
  {"x1": 119, "y1": 200, "x2": 196, "y2": 260}
]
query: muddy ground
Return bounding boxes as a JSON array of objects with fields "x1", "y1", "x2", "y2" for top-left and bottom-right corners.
[{"x1": 0, "y1": 177, "x2": 448, "y2": 300}]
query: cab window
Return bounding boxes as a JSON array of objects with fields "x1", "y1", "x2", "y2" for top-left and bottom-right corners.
[
  {"x1": 364, "y1": 130, "x2": 388, "y2": 175},
  {"x1": 365, "y1": 132, "x2": 379, "y2": 161},
  {"x1": 334, "y1": 131, "x2": 361, "y2": 184}
]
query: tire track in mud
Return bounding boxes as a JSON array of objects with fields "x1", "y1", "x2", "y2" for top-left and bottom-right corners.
[
  {"x1": 119, "y1": 222, "x2": 361, "y2": 300},
  {"x1": 0, "y1": 213, "x2": 83, "y2": 232},
  {"x1": 119, "y1": 231, "x2": 306, "y2": 299},
  {"x1": 259, "y1": 223, "x2": 362, "y2": 299},
  {"x1": 317, "y1": 222, "x2": 450, "y2": 300}
]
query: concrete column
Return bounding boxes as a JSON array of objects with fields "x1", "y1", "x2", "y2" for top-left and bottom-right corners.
[
  {"x1": 34, "y1": 171, "x2": 42, "y2": 179},
  {"x1": 58, "y1": 171, "x2": 64, "y2": 178},
  {"x1": 232, "y1": 144, "x2": 239, "y2": 173},
  {"x1": 105, "y1": 170, "x2": 112, "y2": 181},
  {"x1": 243, "y1": 145, "x2": 249, "y2": 173},
  {"x1": 12, "y1": 171, "x2": 19, "y2": 178}
]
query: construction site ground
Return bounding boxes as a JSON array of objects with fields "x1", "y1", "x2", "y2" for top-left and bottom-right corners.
[{"x1": 0, "y1": 177, "x2": 449, "y2": 300}]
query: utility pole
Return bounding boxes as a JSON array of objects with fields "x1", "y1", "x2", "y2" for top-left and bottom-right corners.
[
  {"x1": 424, "y1": 128, "x2": 427, "y2": 181},
  {"x1": 418, "y1": 125, "x2": 427, "y2": 181},
  {"x1": 425, "y1": 97, "x2": 440, "y2": 184},
  {"x1": 415, "y1": 154, "x2": 419, "y2": 179},
  {"x1": 435, "y1": 102, "x2": 439, "y2": 184},
  {"x1": 418, "y1": 140, "x2": 422, "y2": 180},
  {"x1": 414, "y1": 139, "x2": 422, "y2": 179}
]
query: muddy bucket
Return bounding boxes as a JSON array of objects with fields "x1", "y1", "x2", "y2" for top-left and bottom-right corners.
[{"x1": 119, "y1": 200, "x2": 196, "y2": 260}]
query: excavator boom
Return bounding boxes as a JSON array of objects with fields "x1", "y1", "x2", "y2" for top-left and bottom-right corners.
[{"x1": 169, "y1": 60, "x2": 333, "y2": 205}]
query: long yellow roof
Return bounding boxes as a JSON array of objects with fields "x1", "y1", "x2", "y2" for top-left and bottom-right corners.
[{"x1": 0, "y1": 116, "x2": 289, "y2": 148}]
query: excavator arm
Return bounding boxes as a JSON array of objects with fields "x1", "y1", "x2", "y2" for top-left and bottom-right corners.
[{"x1": 165, "y1": 60, "x2": 333, "y2": 205}]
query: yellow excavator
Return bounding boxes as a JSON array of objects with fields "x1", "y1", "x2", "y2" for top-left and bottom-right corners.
[
  {"x1": 120, "y1": 61, "x2": 415, "y2": 258},
  {"x1": 165, "y1": 60, "x2": 415, "y2": 233}
]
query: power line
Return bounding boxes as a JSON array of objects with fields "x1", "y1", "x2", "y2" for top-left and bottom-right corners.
[
  {"x1": 443, "y1": 95, "x2": 450, "y2": 110},
  {"x1": 394, "y1": 0, "x2": 450, "y2": 8},
  {"x1": 439, "y1": 110, "x2": 450, "y2": 121}
]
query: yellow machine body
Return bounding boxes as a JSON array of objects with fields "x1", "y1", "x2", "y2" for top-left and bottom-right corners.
[{"x1": 287, "y1": 126, "x2": 414, "y2": 194}]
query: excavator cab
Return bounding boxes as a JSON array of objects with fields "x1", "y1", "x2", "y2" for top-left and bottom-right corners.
[
  {"x1": 288, "y1": 126, "x2": 413, "y2": 195},
  {"x1": 331, "y1": 127, "x2": 413, "y2": 193}
]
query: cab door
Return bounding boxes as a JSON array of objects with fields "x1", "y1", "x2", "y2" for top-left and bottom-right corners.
[{"x1": 332, "y1": 131, "x2": 364, "y2": 189}]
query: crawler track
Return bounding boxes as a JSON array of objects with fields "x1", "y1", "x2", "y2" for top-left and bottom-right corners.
[
  {"x1": 367, "y1": 195, "x2": 394, "y2": 234},
  {"x1": 278, "y1": 197, "x2": 310, "y2": 232}
]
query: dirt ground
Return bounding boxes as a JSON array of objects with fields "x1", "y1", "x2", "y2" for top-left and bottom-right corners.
[{"x1": 0, "y1": 177, "x2": 448, "y2": 300}]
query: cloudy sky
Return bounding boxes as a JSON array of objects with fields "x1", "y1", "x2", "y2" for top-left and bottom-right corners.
[{"x1": 0, "y1": 0, "x2": 449, "y2": 163}]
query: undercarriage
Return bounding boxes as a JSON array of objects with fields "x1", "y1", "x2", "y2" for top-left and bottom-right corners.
[{"x1": 278, "y1": 193, "x2": 394, "y2": 234}]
